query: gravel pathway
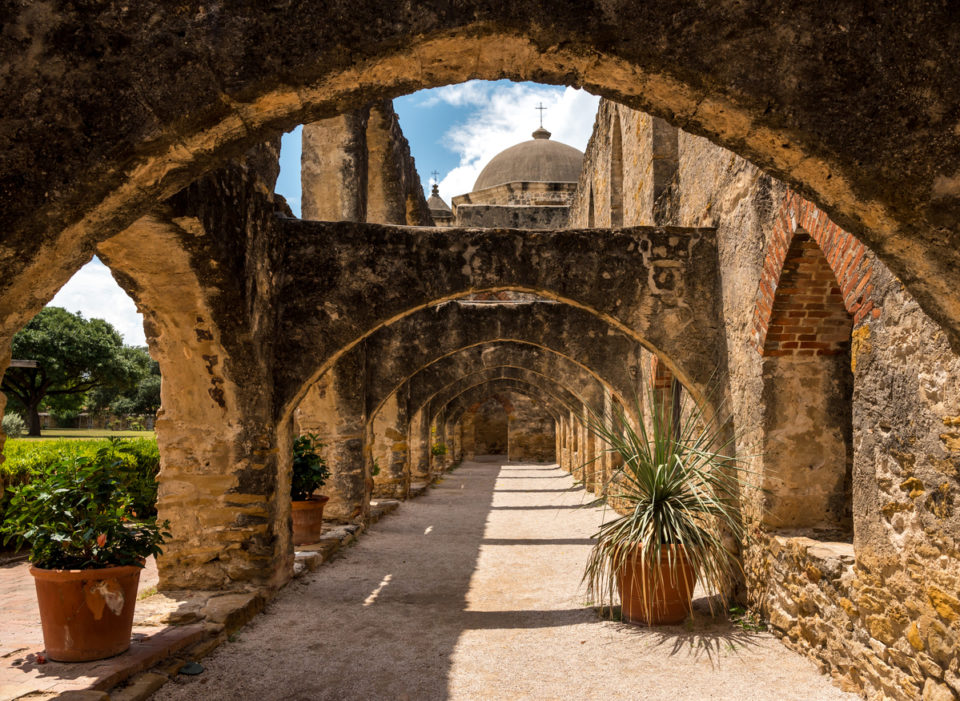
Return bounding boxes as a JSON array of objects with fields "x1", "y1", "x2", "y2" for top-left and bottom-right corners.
[{"x1": 154, "y1": 459, "x2": 855, "y2": 701}]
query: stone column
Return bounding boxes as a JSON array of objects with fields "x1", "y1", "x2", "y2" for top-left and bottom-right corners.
[
  {"x1": 301, "y1": 110, "x2": 369, "y2": 221},
  {"x1": 295, "y1": 357, "x2": 368, "y2": 523},
  {"x1": 370, "y1": 387, "x2": 410, "y2": 499},
  {"x1": 408, "y1": 408, "x2": 430, "y2": 484},
  {"x1": 365, "y1": 101, "x2": 407, "y2": 225}
]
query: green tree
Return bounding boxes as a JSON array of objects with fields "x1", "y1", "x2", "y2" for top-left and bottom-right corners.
[
  {"x1": 2, "y1": 307, "x2": 134, "y2": 436},
  {"x1": 90, "y1": 346, "x2": 160, "y2": 417}
]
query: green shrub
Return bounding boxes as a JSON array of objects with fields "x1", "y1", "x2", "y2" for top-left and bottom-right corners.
[
  {"x1": 291, "y1": 433, "x2": 329, "y2": 501},
  {"x1": 2, "y1": 412, "x2": 26, "y2": 438},
  {"x1": 0, "y1": 437, "x2": 159, "y2": 527},
  {"x1": 0, "y1": 444, "x2": 168, "y2": 569}
]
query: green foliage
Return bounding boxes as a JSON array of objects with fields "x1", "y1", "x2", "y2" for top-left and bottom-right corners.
[
  {"x1": 431, "y1": 443, "x2": 447, "y2": 456},
  {"x1": 291, "y1": 433, "x2": 329, "y2": 501},
  {"x1": 2, "y1": 308, "x2": 139, "y2": 434},
  {"x1": 581, "y1": 380, "x2": 753, "y2": 620},
  {"x1": 371, "y1": 458, "x2": 380, "y2": 477},
  {"x1": 1, "y1": 438, "x2": 159, "y2": 522},
  {"x1": 2, "y1": 412, "x2": 26, "y2": 438},
  {"x1": 0, "y1": 442, "x2": 168, "y2": 569}
]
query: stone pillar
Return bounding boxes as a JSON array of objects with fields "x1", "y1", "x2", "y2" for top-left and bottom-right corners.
[
  {"x1": 365, "y1": 101, "x2": 407, "y2": 225},
  {"x1": 408, "y1": 408, "x2": 431, "y2": 484},
  {"x1": 301, "y1": 110, "x2": 369, "y2": 221},
  {"x1": 370, "y1": 388, "x2": 410, "y2": 499},
  {"x1": 99, "y1": 217, "x2": 294, "y2": 592},
  {"x1": 295, "y1": 358, "x2": 368, "y2": 523},
  {"x1": 430, "y1": 412, "x2": 447, "y2": 473}
]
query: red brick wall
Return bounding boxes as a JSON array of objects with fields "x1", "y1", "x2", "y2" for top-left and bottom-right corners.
[{"x1": 752, "y1": 192, "x2": 881, "y2": 355}]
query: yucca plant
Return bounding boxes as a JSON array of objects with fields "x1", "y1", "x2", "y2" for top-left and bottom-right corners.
[{"x1": 582, "y1": 379, "x2": 748, "y2": 624}]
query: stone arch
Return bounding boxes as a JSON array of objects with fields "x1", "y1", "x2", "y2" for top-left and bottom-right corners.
[
  {"x1": 276, "y1": 222, "x2": 724, "y2": 419},
  {"x1": 610, "y1": 111, "x2": 624, "y2": 228},
  {"x1": 356, "y1": 300, "x2": 648, "y2": 422},
  {"x1": 429, "y1": 369, "x2": 590, "y2": 474},
  {"x1": 97, "y1": 216, "x2": 293, "y2": 591},
  {"x1": 368, "y1": 342, "x2": 614, "y2": 497},
  {"x1": 752, "y1": 192, "x2": 880, "y2": 351},
  {"x1": 6, "y1": 7, "x2": 959, "y2": 358},
  {"x1": 757, "y1": 223, "x2": 855, "y2": 533}
]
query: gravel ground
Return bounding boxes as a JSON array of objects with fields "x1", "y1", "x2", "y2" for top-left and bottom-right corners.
[{"x1": 154, "y1": 459, "x2": 855, "y2": 701}]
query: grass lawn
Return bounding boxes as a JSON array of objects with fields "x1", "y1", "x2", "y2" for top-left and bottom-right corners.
[{"x1": 12, "y1": 428, "x2": 156, "y2": 441}]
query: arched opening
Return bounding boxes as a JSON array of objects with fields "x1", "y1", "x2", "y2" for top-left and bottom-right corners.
[{"x1": 760, "y1": 230, "x2": 854, "y2": 536}]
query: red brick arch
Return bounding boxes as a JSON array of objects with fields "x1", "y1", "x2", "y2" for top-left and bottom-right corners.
[{"x1": 752, "y1": 192, "x2": 882, "y2": 355}]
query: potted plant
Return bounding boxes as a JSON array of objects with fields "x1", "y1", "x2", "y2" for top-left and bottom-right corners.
[
  {"x1": 0, "y1": 446, "x2": 168, "y2": 661},
  {"x1": 291, "y1": 433, "x2": 330, "y2": 545},
  {"x1": 582, "y1": 382, "x2": 747, "y2": 625}
]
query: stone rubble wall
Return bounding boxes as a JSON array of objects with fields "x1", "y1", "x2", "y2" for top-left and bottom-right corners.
[
  {"x1": 454, "y1": 204, "x2": 569, "y2": 229},
  {"x1": 574, "y1": 98, "x2": 960, "y2": 700}
]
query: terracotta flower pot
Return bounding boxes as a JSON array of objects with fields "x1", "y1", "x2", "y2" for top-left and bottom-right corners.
[
  {"x1": 616, "y1": 544, "x2": 696, "y2": 625},
  {"x1": 30, "y1": 564, "x2": 142, "y2": 662},
  {"x1": 291, "y1": 495, "x2": 330, "y2": 545}
]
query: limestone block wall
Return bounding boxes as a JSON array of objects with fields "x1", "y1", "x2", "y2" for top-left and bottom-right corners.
[
  {"x1": 575, "y1": 99, "x2": 960, "y2": 699},
  {"x1": 454, "y1": 204, "x2": 569, "y2": 229},
  {"x1": 507, "y1": 393, "x2": 557, "y2": 463}
]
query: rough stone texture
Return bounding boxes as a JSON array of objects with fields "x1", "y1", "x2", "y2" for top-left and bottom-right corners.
[
  {"x1": 96, "y1": 141, "x2": 294, "y2": 592},
  {"x1": 454, "y1": 204, "x2": 569, "y2": 229},
  {"x1": 301, "y1": 100, "x2": 431, "y2": 225},
  {"x1": 505, "y1": 392, "x2": 556, "y2": 462},
  {"x1": 301, "y1": 111, "x2": 368, "y2": 221},
  {"x1": 275, "y1": 221, "x2": 724, "y2": 416},
  {"x1": 3, "y1": 3, "x2": 960, "y2": 361},
  {"x1": 576, "y1": 99, "x2": 960, "y2": 699}
]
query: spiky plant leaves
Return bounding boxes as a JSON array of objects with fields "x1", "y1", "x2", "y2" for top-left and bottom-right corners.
[{"x1": 581, "y1": 378, "x2": 751, "y2": 622}]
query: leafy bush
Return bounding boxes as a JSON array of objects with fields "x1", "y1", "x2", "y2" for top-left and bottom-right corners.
[
  {"x1": 2, "y1": 412, "x2": 26, "y2": 438},
  {"x1": 0, "y1": 444, "x2": 168, "y2": 569},
  {"x1": 431, "y1": 443, "x2": 447, "y2": 456},
  {"x1": 1, "y1": 438, "x2": 159, "y2": 525},
  {"x1": 291, "y1": 433, "x2": 329, "y2": 501}
]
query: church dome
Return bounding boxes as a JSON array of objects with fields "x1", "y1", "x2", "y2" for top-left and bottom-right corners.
[{"x1": 472, "y1": 127, "x2": 584, "y2": 192}]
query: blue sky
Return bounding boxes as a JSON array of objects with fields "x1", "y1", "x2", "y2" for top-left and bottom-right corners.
[{"x1": 51, "y1": 81, "x2": 600, "y2": 346}]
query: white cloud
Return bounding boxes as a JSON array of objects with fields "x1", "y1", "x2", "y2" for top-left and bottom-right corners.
[
  {"x1": 48, "y1": 257, "x2": 146, "y2": 346},
  {"x1": 418, "y1": 81, "x2": 496, "y2": 108},
  {"x1": 436, "y1": 84, "x2": 600, "y2": 199}
]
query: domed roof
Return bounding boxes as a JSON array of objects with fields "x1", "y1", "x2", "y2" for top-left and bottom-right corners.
[{"x1": 473, "y1": 128, "x2": 584, "y2": 192}]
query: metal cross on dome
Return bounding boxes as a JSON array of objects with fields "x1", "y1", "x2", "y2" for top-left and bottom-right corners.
[
  {"x1": 431, "y1": 169, "x2": 440, "y2": 183},
  {"x1": 535, "y1": 102, "x2": 547, "y2": 127}
]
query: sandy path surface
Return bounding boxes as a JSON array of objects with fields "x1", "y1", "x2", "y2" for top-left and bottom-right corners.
[{"x1": 154, "y1": 459, "x2": 854, "y2": 701}]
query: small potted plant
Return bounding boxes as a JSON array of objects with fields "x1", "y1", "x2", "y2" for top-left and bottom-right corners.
[
  {"x1": 582, "y1": 382, "x2": 748, "y2": 625},
  {"x1": 291, "y1": 433, "x2": 330, "y2": 545},
  {"x1": 0, "y1": 446, "x2": 168, "y2": 661}
]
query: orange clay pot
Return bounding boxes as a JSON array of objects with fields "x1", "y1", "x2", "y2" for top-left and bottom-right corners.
[
  {"x1": 30, "y1": 564, "x2": 142, "y2": 662},
  {"x1": 616, "y1": 545, "x2": 696, "y2": 625},
  {"x1": 291, "y1": 495, "x2": 330, "y2": 545}
]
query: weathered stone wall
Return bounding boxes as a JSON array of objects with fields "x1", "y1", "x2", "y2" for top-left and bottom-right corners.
[
  {"x1": 506, "y1": 392, "x2": 556, "y2": 462},
  {"x1": 577, "y1": 99, "x2": 960, "y2": 699},
  {"x1": 301, "y1": 100, "x2": 431, "y2": 225},
  {"x1": 472, "y1": 396, "x2": 509, "y2": 455},
  {"x1": 454, "y1": 204, "x2": 568, "y2": 229},
  {"x1": 453, "y1": 181, "x2": 577, "y2": 208}
]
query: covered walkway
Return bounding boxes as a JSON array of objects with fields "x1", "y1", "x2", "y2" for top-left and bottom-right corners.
[{"x1": 156, "y1": 459, "x2": 852, "y2": 700}]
